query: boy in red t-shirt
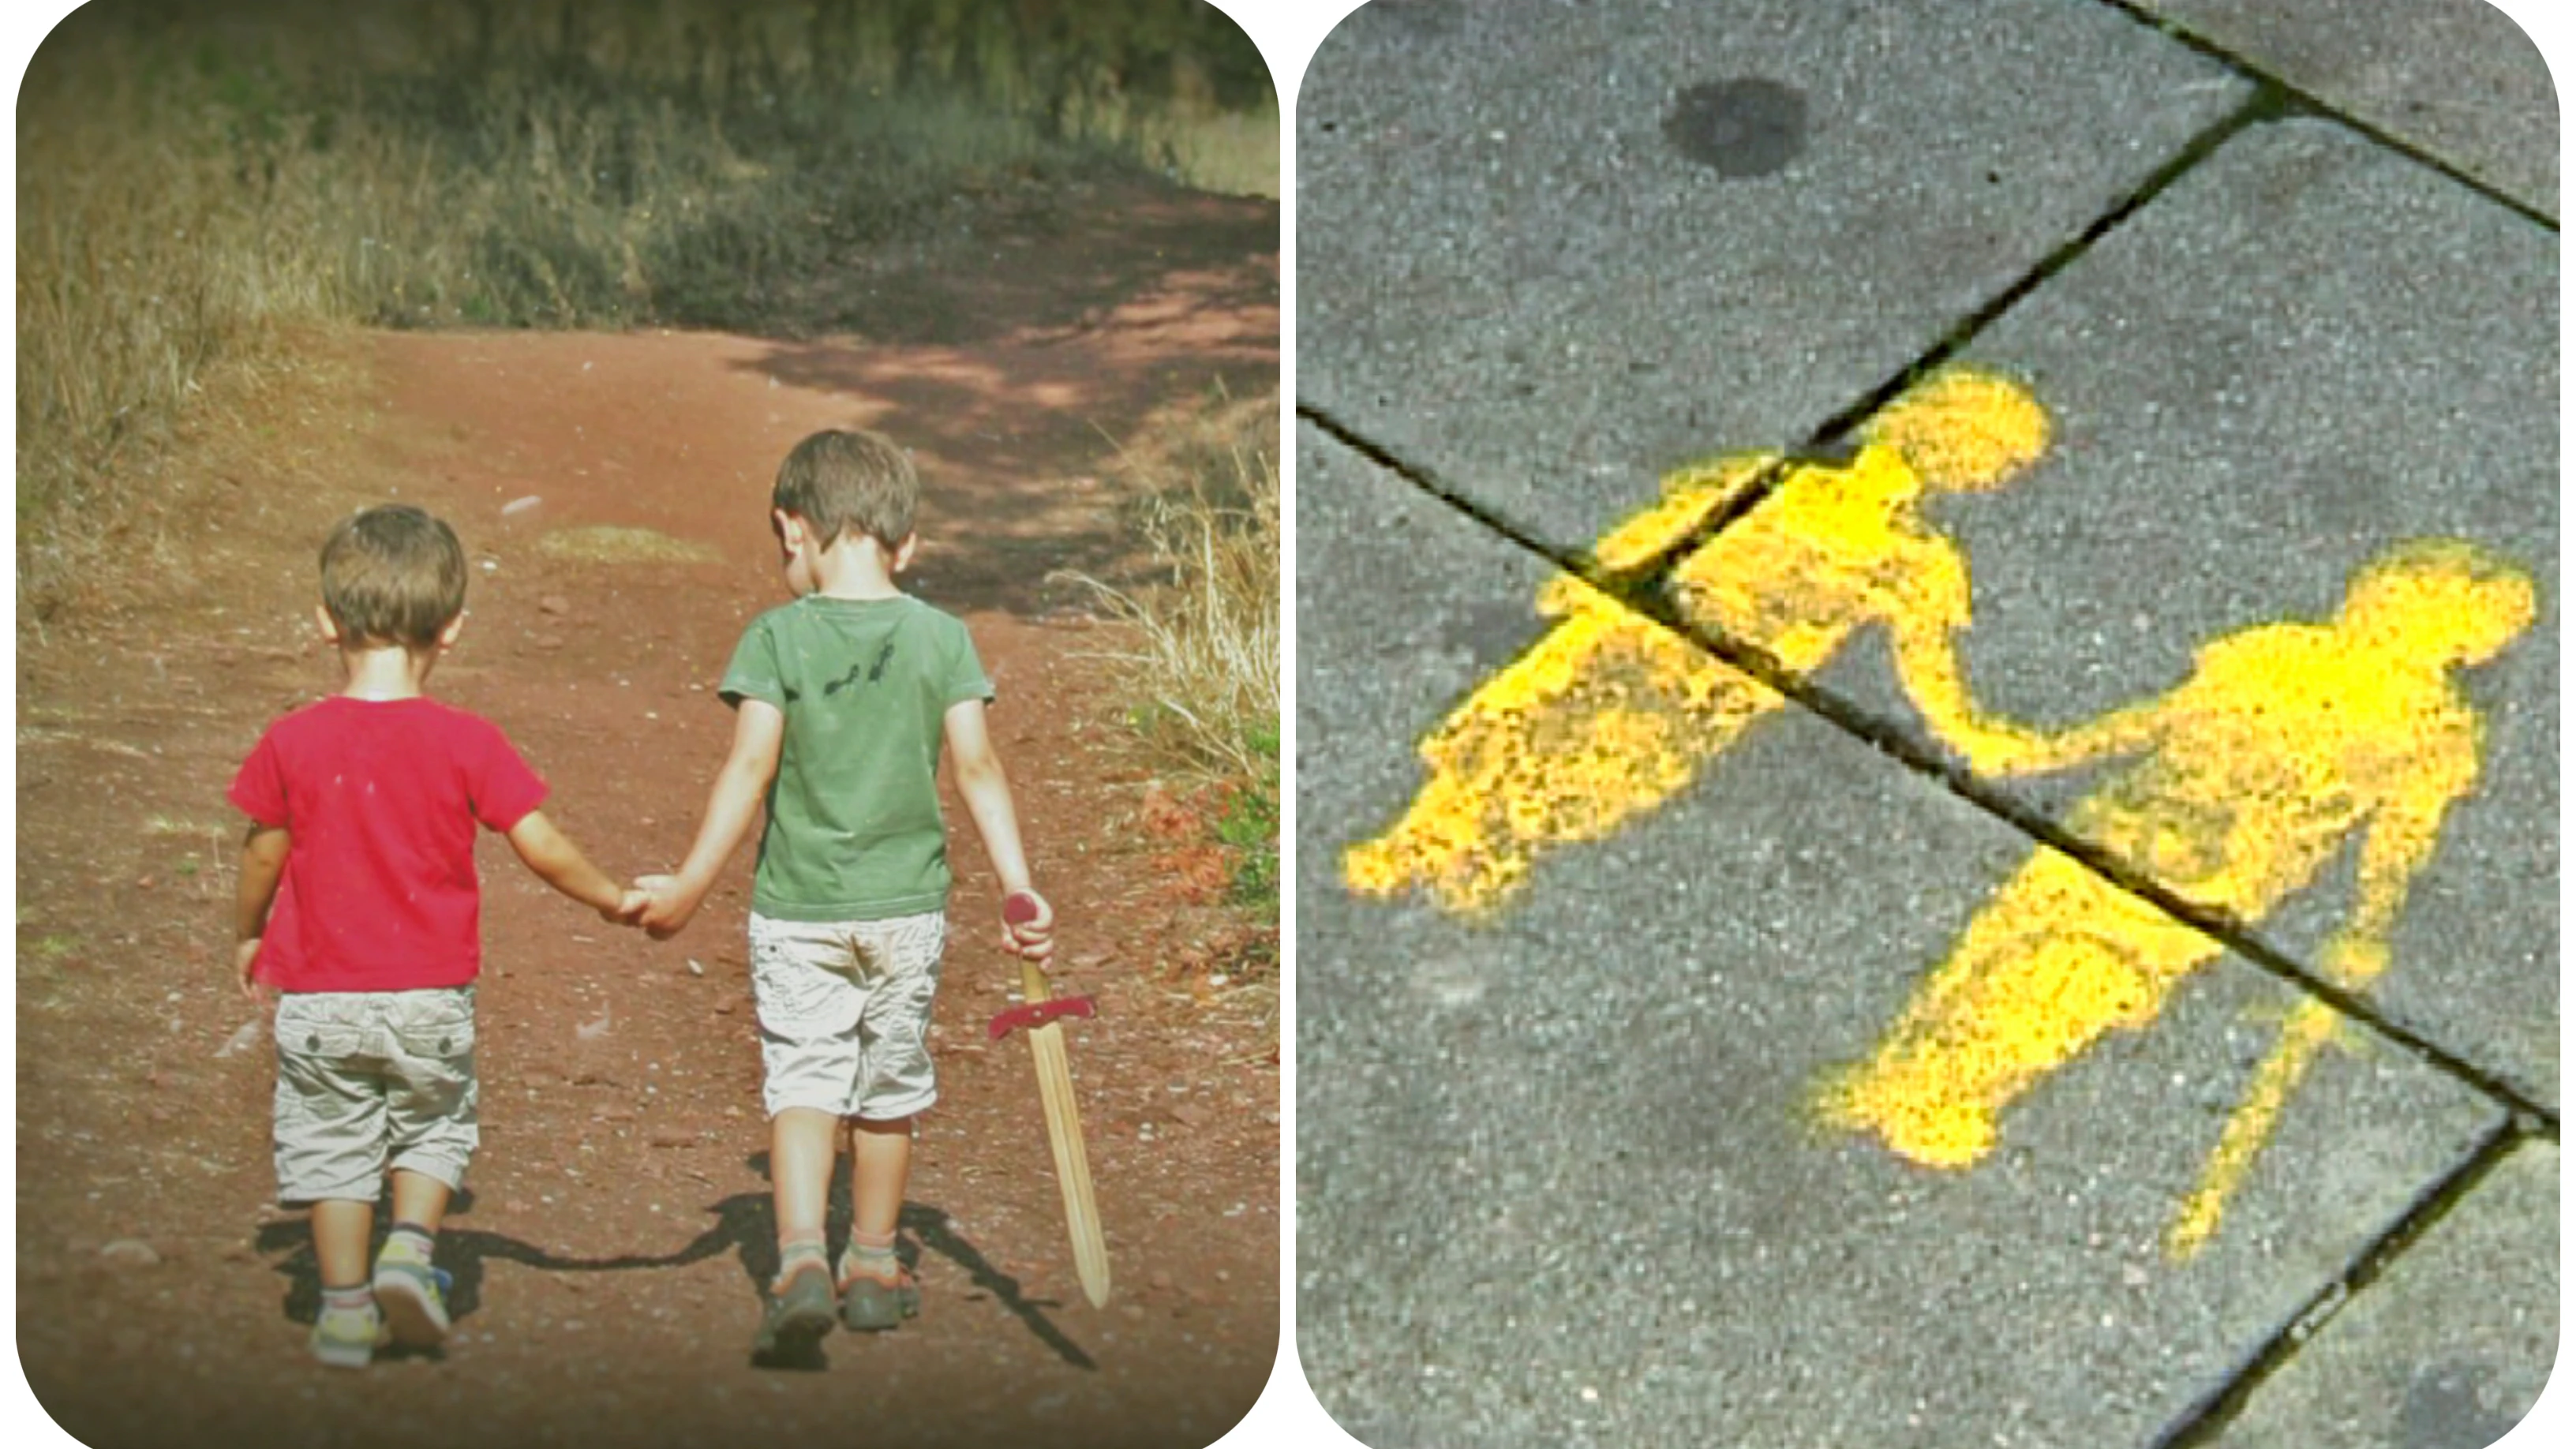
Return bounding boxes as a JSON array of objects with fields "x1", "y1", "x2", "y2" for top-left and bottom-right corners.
[{"x1": 228, "y1": 504, "x2": 642, "y2": 1368}]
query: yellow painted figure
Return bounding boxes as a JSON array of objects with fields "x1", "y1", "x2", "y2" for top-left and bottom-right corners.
[
  {"x1": 1343, "y1": 367, "x2": 2053, "y2": 914},
  {"x1": 1818, "y1": 540, "x2": 2536, "y2": 1256}
]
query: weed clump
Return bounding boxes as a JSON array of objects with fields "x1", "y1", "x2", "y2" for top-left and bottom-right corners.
[
  {"x1": 17, "y1": 0, "x2": 1276, "y2": 618},
  {"x1": 1060, "y1": 385, "x2": 1279, "y2": 924}
]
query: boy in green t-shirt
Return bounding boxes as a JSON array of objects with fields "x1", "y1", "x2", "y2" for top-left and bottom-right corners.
[{"x1": 635, "y1": 429, "x2": 1054, "y2": 1356}]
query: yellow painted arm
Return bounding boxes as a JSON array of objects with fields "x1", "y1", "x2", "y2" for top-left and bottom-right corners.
[{"x1": 1540, "y1": 455, "x2": 1773, "y2": 618}]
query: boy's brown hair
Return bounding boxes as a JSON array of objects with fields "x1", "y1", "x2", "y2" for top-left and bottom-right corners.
[
  {"x1": 320, "y1": 504, "x2": 468, "y2": 650},
  {"x1": 773, "y1": 429, "x2": 918, "y2": 551}
]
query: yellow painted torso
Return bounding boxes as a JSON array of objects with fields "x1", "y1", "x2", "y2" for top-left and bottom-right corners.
[{"x1": 2079, "y1": 623, "x2": 2477, "y2": 915}]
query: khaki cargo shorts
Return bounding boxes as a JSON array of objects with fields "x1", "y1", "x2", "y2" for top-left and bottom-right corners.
[
  {"x1": 747, "y1": 911, "x2": 948, "y2": 1121},
  {"x1": 271, "y1": 987, "x2": 477, "y2": 1204}
]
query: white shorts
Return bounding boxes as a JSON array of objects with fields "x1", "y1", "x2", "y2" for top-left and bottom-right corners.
[
  {"x1": 271, "y1": 987, "x2": 478, "y2": 1204},
  {"x1": 747, "y1": 911, "x2": 948, "y2": 1121}
]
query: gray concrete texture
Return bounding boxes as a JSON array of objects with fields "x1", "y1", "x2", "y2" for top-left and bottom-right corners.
[
  {"x1": 1294, "y1": 0, "x2": 2559, "y2": 1446},
  {"x1": 2209, "y1": 1142, "x2": 2559, "y2": 1449},
  {"x1": 2125, "y1": 0, "x2": 2558, "y2": 216}
]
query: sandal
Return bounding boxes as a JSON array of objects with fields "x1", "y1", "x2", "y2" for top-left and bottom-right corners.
[
  {"x1": 837, "y1": 1259, "x2": 920, "y2": 1332},
  {"x1": 753, "y1": 1258, "x2": 839, "y2": 1358}
]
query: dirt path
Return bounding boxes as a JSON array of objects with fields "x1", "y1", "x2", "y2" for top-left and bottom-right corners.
[{"x1": 15, "y1": 185, "x2": 1279, "y2": 1449}]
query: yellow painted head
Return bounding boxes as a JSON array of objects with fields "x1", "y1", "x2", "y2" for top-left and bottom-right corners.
[
  {"x1": 1861, "y1": 366, "x2": 2050, "y2": 492},
  {"x1": 2337, "y1": 538, "x2": 2538, "y2": 667}
]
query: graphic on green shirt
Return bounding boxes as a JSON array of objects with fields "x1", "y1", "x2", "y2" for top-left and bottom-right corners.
[{"x1": 719, "y1": 594, "x2": 994, "y2": 922}]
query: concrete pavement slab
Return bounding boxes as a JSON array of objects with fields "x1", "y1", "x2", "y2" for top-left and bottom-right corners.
[
  {"x1": 1814, "y1": 117, "x2": 2557, "y2": 1108},
  {"x1": 1296, "y1": 422, "x2": 2508, "y2": 1448},
  {"x1": 2121, "y1": 0, "x2": 2557, "y2": 217},
  {"x1": 1297, "y1": 0, "x2": 2248, "y2": 551},
  {"x1": 2206, "y1": 1141, "x2": 2558, "y2": 1449}
]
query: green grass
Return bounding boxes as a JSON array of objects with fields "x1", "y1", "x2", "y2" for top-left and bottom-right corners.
[
  {"x1": 17, "y1": 0, "x2": 1275, "y2": 616},
  {"x1": 1215, "y1": 721, "x2": 1279, "y2": 908}
]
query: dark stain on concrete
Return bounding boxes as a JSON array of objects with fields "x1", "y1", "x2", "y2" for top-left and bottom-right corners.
[
  {"x1": 2398, "y1": 1361, "x2": 2525, "y2": 1449},
  {"x1": 1664, "y1": 77, "x2": 1808, "y2": 178}
]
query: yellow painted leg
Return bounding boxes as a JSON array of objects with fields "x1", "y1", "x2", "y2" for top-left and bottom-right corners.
[
  {"x1": 1819, "y1": 851, "x2": 2222, "y2": 1168},
  {"x1": 1345, "y1": 592, "x2": 1777, "y2": 914},
  {"x1": 2165, "y1": 938, "x2": 2393, "y2": 1259}
]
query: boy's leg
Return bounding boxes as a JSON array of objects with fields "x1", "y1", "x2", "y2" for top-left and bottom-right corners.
[
  {"x1": 375, "y1": 987, "x2": 476, "y2": 1349},
  {"x1": 848, "y1": 1115, "x2": 912, "y2": 1244},
  {"x1": 274, "y1": 991, "x2": 394, "y2": 1368},
  {"x1": 747, "y1": 914, "x2": 898, "y2": 1352},
  {"x1": 373, "y1": 1170, "x2": 455, "y2": 1347},
  {"x1": 770, "y1": 1106, "x2": 841, "y2": 1253},
  {"x1": 307, "y1": 1200, "x2": 384, "y2": 1369},
  {"x1": 837, "y1": 910, "x2": 945, "y2": 1330},
  {"x1": 388, "y1": 1169, "x2": 454, "y2": 1236},
  {"x1": 750, "y1": 913, "x2": 864, "y2": 1275},
  {"x1": 838, "y1": 1115, "x2": 920, "y2": 1330},
  {"x1": 308, "y1": 1199, "x2": 376, "y2": 1290},
  {"x1": 757, "y1": 1106, "x2": 844, "y2": 1354}
]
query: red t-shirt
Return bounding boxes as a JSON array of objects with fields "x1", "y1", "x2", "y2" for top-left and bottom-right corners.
[{"x1": 227, "y1": 695, "x2": 547, "y2": 993}]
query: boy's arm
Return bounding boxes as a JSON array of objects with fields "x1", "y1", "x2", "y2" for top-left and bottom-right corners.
[
  {"x1": 504, "y1": 810, "x2": 633, "y2": 922},
  {"x1": 637, "y1": 698, "x2": 785, "y2": 939},
  {"x1": 234, "y1": 822, "x2": 291, "y2": 1000},
  {"x1": 943, "y1": 698, "x2": 1054, "y2": 961}
]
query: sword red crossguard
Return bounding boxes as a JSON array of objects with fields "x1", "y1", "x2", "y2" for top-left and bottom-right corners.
[
  {"x1": 993, "y1": 886, "x2": 1109, "y2": 1306},
  {"x1": 988, "y1": 994, "x2": 1098, "y2": 1040}
]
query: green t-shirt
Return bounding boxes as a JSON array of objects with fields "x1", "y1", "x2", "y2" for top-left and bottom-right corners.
[{"x1": 718, "y1": 593, "x2": 994, "y2": 921}]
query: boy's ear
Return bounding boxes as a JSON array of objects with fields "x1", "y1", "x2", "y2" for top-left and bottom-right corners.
[
  {"x1": 773, "y1": 509, "x2": 803, "y2": 552},
  {"x1": 893, "y1": 533, "x2": 919, "y2": 572},
  {"x1": 437, "y1": 612, "x2": 467, "y2": 650},
  {"x1": 313, "y1": 604, "x2": 341, "y2": 646}
]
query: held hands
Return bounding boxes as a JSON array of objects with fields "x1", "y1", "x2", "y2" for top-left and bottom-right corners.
[
  {"x1": 1000, "y1": 888, "x2": 1056, "y2": 963},
  {"x1": 605, "y1": 885, "x2": 653, "y2": 927},
  {"x1": 629, "y1": 873, "x2": 698, "y2": 941},
  {"x1": 595, "y1": 876, "x2": 676, "y2": 935}
]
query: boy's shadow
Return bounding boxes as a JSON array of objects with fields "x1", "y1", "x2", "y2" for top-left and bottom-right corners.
[{"x1": 255, "y1": 1156, "x2": 1095, "y2": 1373}]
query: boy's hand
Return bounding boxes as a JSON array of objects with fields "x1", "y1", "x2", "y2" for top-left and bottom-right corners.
[
  {"x1": 608, "y1": 886, "x2": 653, "y2": 927},
  {"x1": 1001, "y1": 889, "x2": 1055, "y2": 962},
  {"x1": 233, "y1": 938, "x2": 264, "y2": 1002},
  {"x1": 633, "y1": 874, "x2": 697, "y2": 941}
]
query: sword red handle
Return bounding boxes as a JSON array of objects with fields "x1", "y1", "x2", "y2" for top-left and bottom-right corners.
[{"x1": 987, "y1": 994, "x2": 1098, "y2": 1040}]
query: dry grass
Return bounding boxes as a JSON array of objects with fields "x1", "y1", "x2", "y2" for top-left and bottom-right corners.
[
  {"x1": 16, "y1": 0, "x2": 1276, "y2": 623},
  {"x1": 534, "y1": 526, "x2": 722, "y2": 565},
  {"x1": 1058, "y1": 385, "x2": 1279, "y2": 912}
]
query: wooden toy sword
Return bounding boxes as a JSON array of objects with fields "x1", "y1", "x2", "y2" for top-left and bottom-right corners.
[{"x1": 987, "y1": 891, "x2": 1110, "y2": 1307}]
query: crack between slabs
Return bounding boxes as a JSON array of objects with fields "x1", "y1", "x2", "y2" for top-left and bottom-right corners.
[
  {"x1": 2150, "y1": 1121, "x2": 2538, "y2": 1448},
  {"x1": 1608, "y1": 84, "x2": 2286, "y2": 590},
  {"x1": 2088, "y1": 0, "x2": 2558, "y2": 231},
  {"x1": 1312, "y1": 84, "x2": 2285, "y2": 620}
]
